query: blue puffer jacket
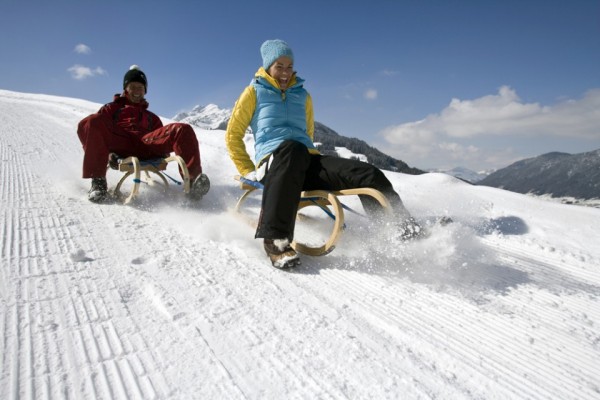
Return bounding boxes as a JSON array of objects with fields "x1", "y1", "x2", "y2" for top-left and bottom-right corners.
[
  {"x1": 250, "y1": 72, "x2": 316, "y2": 164},
  {"x1": 226, "y1": 68, "x2": 318, "y2": 176}
]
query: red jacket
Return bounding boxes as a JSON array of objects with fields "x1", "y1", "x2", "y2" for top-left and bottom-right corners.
[{"x1": 96, "y1": 94, "x2": 163, "y2": 137}]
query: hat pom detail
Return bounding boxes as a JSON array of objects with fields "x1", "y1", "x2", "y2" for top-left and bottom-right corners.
[{"x1": 123, "y1": 64, "x2": 148, "y2": 92}]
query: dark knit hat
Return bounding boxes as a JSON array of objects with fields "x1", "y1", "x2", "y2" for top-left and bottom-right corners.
[
  {"x1": 260, "y1": 39, "x2": 294, "y2": 70},
  {"x1": 123, "y1": 65, "x2": 147, "y2": 92}
]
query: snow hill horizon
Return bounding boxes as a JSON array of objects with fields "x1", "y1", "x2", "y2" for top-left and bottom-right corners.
[{"x1": 2, "y1": 89, "x2": 600, "y2": 399}]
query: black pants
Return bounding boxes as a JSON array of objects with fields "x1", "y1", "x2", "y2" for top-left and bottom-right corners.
[{"x1": 256, "y1": 140, "x2": 410, "y2": 240}]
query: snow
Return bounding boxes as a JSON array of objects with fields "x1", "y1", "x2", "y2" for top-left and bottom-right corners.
[
  {"x1": 1, "y1": 89, "x2": 600, "y2": 399},
  {"x1": 428, "y1": 166, "x2": 492, "y2": 183},
  {"x1": 173, "y1": 104, "x2": 231, "y2": 130},
  {"x1": 334, "y1": 147, "x2": 368, "y2": 163}
]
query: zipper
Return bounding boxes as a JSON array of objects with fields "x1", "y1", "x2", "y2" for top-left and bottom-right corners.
[{"x1": 281, "y1": 90, "x2": 288, "y2": 121}]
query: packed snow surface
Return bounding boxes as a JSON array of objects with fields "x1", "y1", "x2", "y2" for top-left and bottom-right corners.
[{"x1": 1, "y1": 89, "x2": 600, "y2": 399}]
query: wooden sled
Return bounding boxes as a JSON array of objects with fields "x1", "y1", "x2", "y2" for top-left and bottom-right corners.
[
  {"x1": 234, "y1": 175, "x2": 392, "y2": 256},
  {"x1": 110, "y1": 155, "x2": 191, "y2": 204}
]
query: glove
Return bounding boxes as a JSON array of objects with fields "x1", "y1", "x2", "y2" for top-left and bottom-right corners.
[{"x1": 243, "y1": 171, "x2": 257, "y2": 181}]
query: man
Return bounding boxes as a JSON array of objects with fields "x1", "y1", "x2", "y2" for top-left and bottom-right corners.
[{"x1": 77, "y1": 65, "x2": 210, "y2": 202}]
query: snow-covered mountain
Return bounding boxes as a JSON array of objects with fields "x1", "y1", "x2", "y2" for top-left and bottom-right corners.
[
  {"x1": 173, "y1": 103, "x2": 231, "y2": 130},
  {"x1": 430, "y1": 166, "x2": 494, "y2": 183},
  {"x1": 2, "y1": 89, "x2": 600, "y2": 399},
  {"x1": 479, "y1": 150, "x2": 600, "y2": 199}
]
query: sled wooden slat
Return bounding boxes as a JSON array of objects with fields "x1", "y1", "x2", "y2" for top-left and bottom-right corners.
[
  {"x1": 111, "y1": 155, "x2": 191, "y2": 204},
  {"x1": 234, "y1": 175, "x2": 392, "y2": 256}
]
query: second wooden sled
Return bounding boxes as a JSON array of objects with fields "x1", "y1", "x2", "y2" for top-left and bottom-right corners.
[
  {"x1": 234, "y1": 175, "x2": 392, "y2": 256},
  {"x1": 110, "y1": 155, "x2": 191, "y2": 204}
]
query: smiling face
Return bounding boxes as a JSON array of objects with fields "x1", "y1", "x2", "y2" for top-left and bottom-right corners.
[
  {"x1": 125, "y1": 82, "x2": 146, "y2": 103},
  {"x1": 267, "y1": 56, "x2": 294, "y2": 90}
]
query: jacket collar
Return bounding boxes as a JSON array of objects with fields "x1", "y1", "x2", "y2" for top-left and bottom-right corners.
[{"x1": 254, "y1": 67, "x2": 303, "y2": 91}]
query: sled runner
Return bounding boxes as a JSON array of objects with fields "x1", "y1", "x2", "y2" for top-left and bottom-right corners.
[
  {"x1": 234, "y1": 175, "x2": 392, "y2": 256},
  {"x1": 110, "y1": 155, "x2": 191, "y2": 204}
]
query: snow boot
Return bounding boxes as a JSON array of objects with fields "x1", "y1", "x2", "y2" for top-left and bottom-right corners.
[
  {"x1": 264, "y1": 238, "x2": 300, "y2": 268},
  {"x1": 88, "y1": 177, "x2": 108, "y2": 203},
  {"x1": 438, "y1": 216, "x2": 453, "y2": 226},
  {"x1": 189, "y1": 173, "x2": 210, "y2": 200},
  {"x1": 397, "y1": 217, "x2": 425, "y2": 241}
]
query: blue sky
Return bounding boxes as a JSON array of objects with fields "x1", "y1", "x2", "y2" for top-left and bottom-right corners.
[{"x1": 1, "y1": 0, "x2": 599, "y2": 172}]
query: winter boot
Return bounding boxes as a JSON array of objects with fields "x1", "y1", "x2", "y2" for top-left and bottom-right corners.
[
  {"x1": 88, "y1": 177, "x2": 108, "y2": 203},
  {"x1": 189, "y1": 173, "x2": 210, "y2": 200},
  {"x1": 438, "y1": 216, "x2": 453, "y2": 226},
  {"x1": 264, "y1": 238, "x2": 300, "y2": 268}
]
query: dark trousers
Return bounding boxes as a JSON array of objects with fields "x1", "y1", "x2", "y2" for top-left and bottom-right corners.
[
  {"x1": 256, "y1": 140, "x2": 409, "y2": 240},
  {"x1": 77, "y1": 114, "x2": 202, "y2": 179}
]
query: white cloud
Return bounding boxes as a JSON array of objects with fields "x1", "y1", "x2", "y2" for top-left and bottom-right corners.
[
  {"x1": 364, "y1": 89, "x2": 378, "y2": 100},
  {"x1": 74, "y1": 44, "x2": 91, "y2": 54},
  {"x1": 68, "y1": 64, "x2": 107, "y2": 80},
  {"x1": 383, "y1": 86, "x2": 600, "y2": 140},
  {"x1": 378, "y1": 87, "x2": 600, "y2": 170},
  {"x1": 377, "y1": 133, "x2": 522, "y2": 172},
  {"x1": 380, "y1": 69, "x2": 400, "y2": 77}
]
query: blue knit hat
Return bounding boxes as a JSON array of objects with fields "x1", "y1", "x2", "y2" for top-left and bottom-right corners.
[{"x1": 260, "y1": 39, "x2": 294, "y2": 70}]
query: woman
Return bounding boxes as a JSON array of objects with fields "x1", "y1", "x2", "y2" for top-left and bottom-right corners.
[{"x1": 226, "y1": 39, "x2": 421, "y2": 268}]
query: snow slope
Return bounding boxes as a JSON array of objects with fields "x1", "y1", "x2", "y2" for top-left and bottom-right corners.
[{"x1": 1, "y1": 89, "x2": 600, "y2": 400}]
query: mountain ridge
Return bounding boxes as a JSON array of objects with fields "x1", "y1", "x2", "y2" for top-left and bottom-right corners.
[{"x1": 478, "y1": 149, "x2": 600, "y2": 199}]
